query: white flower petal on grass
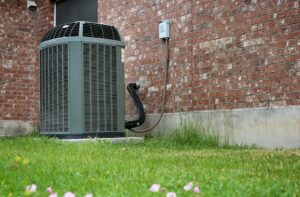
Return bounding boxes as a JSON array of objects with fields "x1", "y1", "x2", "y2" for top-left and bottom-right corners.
[
  {"x1": 84, "y1": 194, "x2": 93, "y2": 197},
  {"x1": 31, "y1": 184, "x2": 37, "y2": 192},
  {"x1": 64, "y1": 192, "x2": 75, "y2": 197},
  {"x1": 194, "y1": 186, "x2": 200, "y2": 193},
  {"x1": 183, "y1": 182, "x2": 193, "y2": 191},
  {"x1": 25, "y1": 185, "x2": 30, "y2": 191},
  {"x1": 166, "y1": 192, "x2": 177, "y2": 197},
  {"x1": 149, "y1": 184, "x2": 160, "y2": 192},
  {"x1": 46, "y1": 187, "x2": 53, "y2": 194},
  {"x1": 25, "y1": 184, "x2": 37, "y2": 193},
  {"x1": 49, "y1": 193, "x2": 58, "y2": 197}
]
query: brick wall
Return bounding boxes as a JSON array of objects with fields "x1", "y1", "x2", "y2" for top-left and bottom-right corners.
[
  {"x1": 99, "y1": 0, "x2": 300, "y2": 114},
  {"x1": 0, "y1": 0, "x2": 53, "y2": 124},
  {"x1": 1, "y1": 0, "x2": 300, "y2": 125}
]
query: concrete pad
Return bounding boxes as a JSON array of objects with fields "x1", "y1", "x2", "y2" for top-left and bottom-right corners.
[
  {"x1": 60, "y1": 137, "x2": 144, "y2": 144},
  {"x1": 0, "y1": 120, "x2": 34, "y2": 136}
]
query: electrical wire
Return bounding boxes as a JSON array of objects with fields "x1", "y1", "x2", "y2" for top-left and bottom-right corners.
[{"x1": 129, "y1": 38, "x2": 170, "y2": 133}]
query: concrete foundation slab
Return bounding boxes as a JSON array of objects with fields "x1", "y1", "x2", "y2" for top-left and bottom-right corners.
[
  {"x1": 0, "y1": 120, "x2": 34, "y2": 136},
  {"x1": 131, "y1": 106, "x2": 300, "y2": 148}
]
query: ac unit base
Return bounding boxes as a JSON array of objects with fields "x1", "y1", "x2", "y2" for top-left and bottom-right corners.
[{"x1": 41, "y1": 132, "x2": 125, "y2": 139}]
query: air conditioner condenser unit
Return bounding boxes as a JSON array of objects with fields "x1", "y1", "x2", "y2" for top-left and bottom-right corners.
[{"x1": 39, "y1": 21, "x2": 126, "y2": 138}]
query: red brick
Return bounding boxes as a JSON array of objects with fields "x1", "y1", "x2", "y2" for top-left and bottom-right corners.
[
  {"x1": 0, "y1": 0, "x2": 53, "y2": 124},
  {"x1": 2, "y1": 0, "x2": 300, "y2": 123}
]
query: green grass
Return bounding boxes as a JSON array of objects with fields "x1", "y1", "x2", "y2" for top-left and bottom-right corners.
[
  {"x1": 0, "y1": 137, "x2": 299, "y2": 197},
  {"x1": 159, "y1": 120, "x2": 219, "y2": 148}
]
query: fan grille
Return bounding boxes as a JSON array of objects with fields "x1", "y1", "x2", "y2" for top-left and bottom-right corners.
[{"x1": 41, "y1": 22, "x2": 121, "y2": 42}]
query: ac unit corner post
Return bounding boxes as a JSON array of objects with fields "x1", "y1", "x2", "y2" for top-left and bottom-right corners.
[{"x1": 39, "y1": 21, "x2": 125, "y2": 138}]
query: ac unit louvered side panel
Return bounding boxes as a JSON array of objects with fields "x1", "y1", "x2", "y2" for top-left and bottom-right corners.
[
  {"x1": 111, "y1": 47, "x2": 118, "y2": 131},
  {"x1": 83, "y1": 43, "x2": 118, "y2": 132},
  {"x1": 97, "y1": 45, "x2": 105, "y2": 131},
  {"x1": 104, "y1": 46, "x2": 112, "y2": 131},
  {"x1": 40, "y1": 44, "x2": 69, "y2": 132},
  {"x1": 63, "y1": 44, "x2": 69, "y2": 131},
  {"x1": 40, "y1": 49, "x2": 45, "y2": 132},
  {"x1": 83, "y1": 44, "x2": 91, "y2": 132}
]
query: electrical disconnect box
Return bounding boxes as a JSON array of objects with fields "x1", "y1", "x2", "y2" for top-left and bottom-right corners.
[{"x1": 159, "y1": 20, "x2": 170, "y2": 39}]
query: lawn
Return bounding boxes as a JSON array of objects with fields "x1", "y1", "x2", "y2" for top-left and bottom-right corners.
[{"x1": 0, "y1": 137, "x2": 299, "y2": 197}]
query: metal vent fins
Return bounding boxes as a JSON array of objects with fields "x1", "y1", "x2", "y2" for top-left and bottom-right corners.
[
  {"x1": 40, "y1": 44, "x2": 69, "y2": 132},
  {"x1": 41, "y1": 22, "x2": 121, "y2": 43},
  {"x1": 83, "y1": 23, "x2": 121, "y2": 41},
  {"x1": 41, "y1": 22, "x2": 80, "y2": 42}
]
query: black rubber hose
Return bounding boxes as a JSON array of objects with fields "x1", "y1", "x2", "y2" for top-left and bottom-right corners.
[
  {"x1": 125, "y1": 83, "x2": 146, "y2": 129},
  {"x1": 127, "y1": 38, "x2": 170, "y2": 133}
]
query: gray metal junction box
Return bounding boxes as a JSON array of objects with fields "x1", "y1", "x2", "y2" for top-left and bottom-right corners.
[{"x1": 39, "y1": 21, "x2": 125, "y2": 138}]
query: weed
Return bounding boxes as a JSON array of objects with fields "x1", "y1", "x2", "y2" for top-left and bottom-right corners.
[{"x1": 161, "y1": 119, "x2": 219, "y2": 148}]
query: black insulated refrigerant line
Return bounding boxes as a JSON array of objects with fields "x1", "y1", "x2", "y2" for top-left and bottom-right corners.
[
  {"x1": 125, "y1": 83, "x2": 146, "y2": 129},
  {"x1": 125, "y1": 38, "x2": 170, "y2": 133}
]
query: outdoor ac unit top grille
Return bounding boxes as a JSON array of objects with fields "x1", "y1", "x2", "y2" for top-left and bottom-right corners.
[
  {"x1": 82, "y1": 23, "x2": 121, "y2": 41},
  {"x1": 41, "y1": 22, "x2": 80, "y2": 42},
  {"x1": 41, "y1": 22, "x2": 121, "y2": 43}
]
